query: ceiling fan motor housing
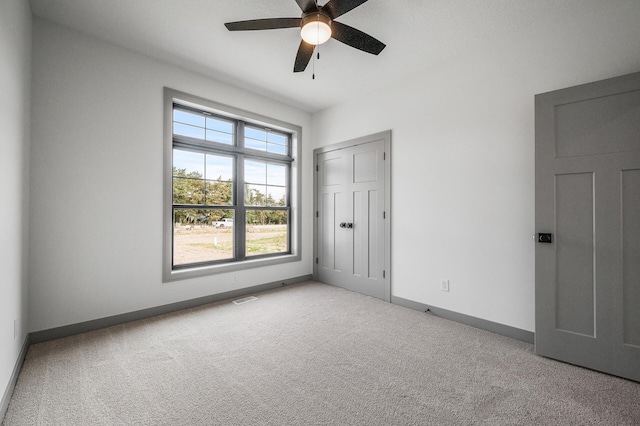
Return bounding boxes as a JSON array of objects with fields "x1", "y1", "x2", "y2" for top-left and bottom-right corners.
[{"x1": 301, "y1": 11, "x2": 332, "y2": 28}]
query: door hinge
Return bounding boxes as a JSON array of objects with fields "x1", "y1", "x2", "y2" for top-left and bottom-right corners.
[
  {"x1": 383, "y1": 152, "x2": 386, "y2": 160},
  {"x1": 383, "y1": 270, "x2": 386, "y2": 278},
  {"x1": 315, "y1": 257, "x2": 319, "y2": 264},
  {"x1": 316, "y1": 211, "x2": 319, "y2": 218},
  {"x1": 316, "y1": 165, "x2": 319, "y2": 172},
  {"x1": 383, "y1": 211, "x2": 386, "y2": 219}
]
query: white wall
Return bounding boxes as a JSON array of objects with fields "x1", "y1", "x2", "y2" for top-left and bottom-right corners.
[
  {"x1": 0, "y1": 0, "x2": 31, "y2": 401},
  {"x1": 312, "y1": 2, "x2": 640, "y2": 332},
  {"x1": 29, "y1": 18, "x2": 313, "y2": 332},
  {"x1": 26, "y1": 2, "x2": 640, "y2": 336}
]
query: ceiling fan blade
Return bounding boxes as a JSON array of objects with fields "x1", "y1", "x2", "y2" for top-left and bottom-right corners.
[
  {"x1": 295, "y1": 0, "x2": 318, "y2": 14},
  {"x1": 322, "y1": 0, "x2": 368, "y2": 19},
  {"x1": 294, "y1": 40, "x2": 315, "y2": 72},
  {"x1": 330, "y1": 21, "x2": 386, "y2": 55},
  {"x1": 225, "y1": 18, "x2": 301, "y2": 31}
]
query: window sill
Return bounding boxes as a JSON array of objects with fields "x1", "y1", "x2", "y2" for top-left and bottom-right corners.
[{"x1": 162, "y1": 253, "x2": 301, "y2": 283}]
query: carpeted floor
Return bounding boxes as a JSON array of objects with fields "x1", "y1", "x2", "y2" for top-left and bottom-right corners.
[{"x1": 3, "y1": 281, "x2": 640, "y2": 425}]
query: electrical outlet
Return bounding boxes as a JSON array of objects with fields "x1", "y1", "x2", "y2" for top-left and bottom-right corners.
[{"x1": 440, "y1": 279, "x2": 450, "y2": 292}]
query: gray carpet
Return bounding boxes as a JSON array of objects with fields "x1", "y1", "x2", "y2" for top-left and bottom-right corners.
[{"x1": 3, "y1": 281, "x2": 640, "y2": 425}]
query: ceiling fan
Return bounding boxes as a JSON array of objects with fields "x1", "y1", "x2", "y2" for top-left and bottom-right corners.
[{"x1": 225, "y1": 0, "x2": 386, "y2": 73}]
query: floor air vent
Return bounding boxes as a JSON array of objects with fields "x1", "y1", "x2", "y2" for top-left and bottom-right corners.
[{"x1": 232, "y1": 296, "x2": 258, "y2": 305}]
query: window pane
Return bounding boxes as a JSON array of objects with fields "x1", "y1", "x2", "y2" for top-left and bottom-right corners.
[
  {"x1": 245, "y1": 127, "x2": 266, "y2": 141},
  {"x1": 267, "y1": 186, "x2": 286, "y2": 206},
  {"x1": 245, "y1": 127, "x2": 267, "y2": 153},
  {"x1": 267, "y1": 132, "x2": 287, "y2": 145},
  {"x1": 174, "y1": 110, "x2": 205, "y2": 127},
  {"x1": 246, "y1": 211, "x2": 288, "y2": 257},
  {"x1": 173, "y1": 178, "x2": 204, "y2": 204},
  {"x1": 174, "y1": 149, "x2": 204, "y2": 176},
  {"x1": 245, "y1": 138, "x2": 267, "y2": 151},
  {"x1": 245, "y1": 160, "x2": 266, "y2": 184},
  {"x1": 206, "y1": 130, "x2": 233, "y2": 145},
  {"x1": 206, "y1": 154, "x2": 233, "y2": 181},
  {"x1": 173, "y1": 209, "x2": 234, "y2": 265},
  {"x1": 267, "y1": 143, "x2": 287, "y2": 155},
  {"x1": 245, "y1": 184, "x2": 267, "y2": 206},
  {"x1": 267, "y1": 163, "x2": 286, "y2": 186},
  {"x1": 245, "y1": 127, "x2": 289, "y2": 155},
  {"x1": 173, "y1": 123, "x2": 205, "y2": 140},
  {"x1": 206, "y1": 117, "x2": 233, "y2": 134},
  {"x1": 205, "y1": 181, "x2": 232, "y2": 205}
]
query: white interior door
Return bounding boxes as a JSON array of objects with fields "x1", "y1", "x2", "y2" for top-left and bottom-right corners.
[
  {"x1": 535, "y1": 72, "x2": 640, "y2": 381},
  {"x1": 314, "y1": 132, "x2": 390, "y2": 302}
]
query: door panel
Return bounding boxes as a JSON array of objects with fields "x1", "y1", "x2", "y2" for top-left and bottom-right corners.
[
  {"x1": 353, "y1": 190, "x2": 363, "y2": 277},
  {"x1": 554, "y1": 173, "x2": 595, "y2": 336},
  {"x1": 320, "y1": 192, "x2": 335, "y2": 270},
  {"x1": 322, "y1": 157, "x2": 342, "y2": 186},
  {"x1": 622, "y1": 169, "x2": 640, "y2": 347},
  {"x1": 315, "y1": 133, "x2": 390, "y2": 301},
  {"x1": 354, "y1": 150, "x2": 377, "y2": 182},
  {"x1": 535, "y1": 72, "x2": 640, "y2": 382},
  {"x1": 555, "y1": 89, "x2": 640, "y2": 157},
  {"x1": 334, "y1": 190, "x2": 350, "y2": 273},
  {"x1": 367, "y1": 190, "x2": 379, "y2": 280}
]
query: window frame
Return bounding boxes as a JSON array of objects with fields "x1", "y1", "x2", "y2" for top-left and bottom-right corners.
[{"x1": 163, "y1": 88, "x2": 302, "y2": 282}]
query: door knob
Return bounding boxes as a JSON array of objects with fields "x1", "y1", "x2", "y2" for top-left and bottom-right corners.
[
  {"x1": 339, "y1": 222, "x2": 347, "y2": 228},
  {"x1": 347, "y1": 223, "x2": 353, "y2": 229},
  {"x1": 538, "y1": 233, "x2": 552, "y2": 243}
]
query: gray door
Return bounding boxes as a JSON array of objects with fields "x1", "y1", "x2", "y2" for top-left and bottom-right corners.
[
  {"x1": 535, "y1": 72, "x2": 640, "y2": 381},
  {"x1": 314, "y1": 132, "x2": 390, "y2": 301}
]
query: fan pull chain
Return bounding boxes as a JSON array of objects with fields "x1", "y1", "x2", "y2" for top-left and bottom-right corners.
[
  {"x1": 312, "y1": 45, "x2": 315, "y2": 80},
  {"x1": 316, "y1": 12, "x2": 321, "y2": 61},
  {"x1": 313, "y1": 11, "x2": 320, "y2": 80},
  {"x1": 317, "y1": 33, "x2": 321, "y2": 60}
]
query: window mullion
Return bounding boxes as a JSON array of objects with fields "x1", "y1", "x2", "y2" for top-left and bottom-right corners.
[{"x1": 236, "y1": 123, "x2": 246, "y2": 261}]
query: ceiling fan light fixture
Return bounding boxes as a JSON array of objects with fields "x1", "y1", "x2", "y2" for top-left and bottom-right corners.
[{"x1": 300, "y1": 13, "x2": 332, "y2": 45}]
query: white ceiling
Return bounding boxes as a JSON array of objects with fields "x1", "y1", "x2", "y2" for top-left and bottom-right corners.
[{"x1": 28, "y1": 0, "x2": 632, "y2": 112}]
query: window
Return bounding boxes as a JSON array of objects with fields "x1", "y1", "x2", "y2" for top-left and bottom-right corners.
[{"x1": 163, "y1": 89, "x2": 301, "y2": 281}]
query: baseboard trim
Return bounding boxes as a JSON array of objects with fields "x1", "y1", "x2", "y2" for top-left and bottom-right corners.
[
  {"x1": 30, "y1": 275, "x2": 312, "y2": 344},
  {"x1": 1, "y1": 333, "x2": 30, "y2": 422},
  {"x1": 391, "y1": 296, "x2": 534, "y2": 344}
]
